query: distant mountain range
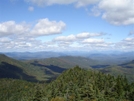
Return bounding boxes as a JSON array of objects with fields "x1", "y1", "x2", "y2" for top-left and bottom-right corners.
[
  {"x1": 27, "y1": 56, "x2": 96, "y2": 69},
  {"x1": 0, "y1": 53, "x2": 134, "y2": 82},
  {"x1": 0, "y1": 54, "x2": 65, "y2": 82},
  {"x1": 2, "y1": 51, "x2": 134, "y2": 65},
  {"x1": 99, "y1": 60, "x2": 134, "y2": 82}
]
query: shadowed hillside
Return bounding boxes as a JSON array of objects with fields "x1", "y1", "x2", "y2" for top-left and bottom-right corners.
[
  {"x1": 0, "y1": 54, "x2": 58, "y2": 82},
  {"x1": 42, "y1": 66, "x2": 134, "y2": 101},
  {"x1": 99, "y1": 60, "x2": 134, "y2": 82},
  {"x1": 27, "y1": 56, "x2": 97, "y2": 69},
  {"x1": 0, "y1": 66, "x2": 134, "y2": 101}
]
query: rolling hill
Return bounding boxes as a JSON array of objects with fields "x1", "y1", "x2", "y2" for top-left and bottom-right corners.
[
  {"x1": 43, "y1": 66, "x2": 134, "y2": 101},
  {"x1": 26, "y1": 56, "x2": 134, "y2": 82},
  {"x1": 27, "y1": 56, "x2": 97, "y2": 69},
  {"x1": 99, "y1": 60, "x2": 134, "y2": 82},
  {"x1": 3, "y1": 51, "x2": 134, "y2": 65},
  {"x1": 3, "y1": 51, "x2": 65, "y2": 60},
  {"x1": 0, "y1": 54, "x2": 60, "y2": 82}
]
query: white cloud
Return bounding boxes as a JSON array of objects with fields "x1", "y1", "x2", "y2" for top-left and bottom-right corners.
[
  {"x1": 54, "y1": 32, "x2": 105, "y2": 42},
  {"x1": 124, "y1": 37, "x2": 134, "y2": 41},
  {"x1": 0, "y1": 19, "x2": 66, "y2": 52},
  {"x1": 30, "y1": 18, "x2": 66, "y2": 36},
  {"x1": 0, "y1": 19, "x2": 66, "y2": 38},
  {"x1": 54, "y1": 34, "x2": 76, "y2": 42},
  {"x1": 82, "y1": 38, "x2": 104, "y2": 44},
  {"x1": 76, "y1": 32, "x2": 104, "y2": 39},
  {"x1": 0, "y1": 36, "x2": 45, "y2": 52},
  {"x1": 25, "y1": 0, "x2": 134, "y2": 25},
  {"x1": 76, "y1": 0, "x2": 99, "y2": 7},
  {"x1": 52, "y1": 32, "x2": 114, "y2": 51},
  {"x1": 0, "y1": 37, "x2": 11, "y2": 43},
  {"x1": 0, "y1": 21, "x2": 29, "y2": 37},
  {"x1": 98, "y1": 0, "x2": 134, "y2": 25},
  {"x1": 81, "y1": 38, "x2": 114, "y2": 51},
  {"x1": 115, "y1": 37, "x2": 134, "y2": 51},
  {"x1": 28, "y1": 6, "x2": 34, "y2": 11}
]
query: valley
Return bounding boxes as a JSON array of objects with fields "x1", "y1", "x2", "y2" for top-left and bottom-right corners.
[{"x1": 0, "y1": 52, "x2": 134, "y2": 101}]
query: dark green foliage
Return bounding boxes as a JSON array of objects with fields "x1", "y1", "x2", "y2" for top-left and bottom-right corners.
[
  {"x1": 99, "y1": 63, "x2": 134, "y2": 82},
  {"x1": 0, "y1": 66, "x2": 134, "y2": 101},
  {"x1": 0, "y1": 78, "x2": 37, "y2": 101},
  {"x1": 43, "y1": 66, "x2": 134, "y2": 101},
  {"x1": 27, "y1": 56, "x2": 95, "y2": 69},
  {"x1": 0, "y1": 54, "x2": 57, "y2": 82}
]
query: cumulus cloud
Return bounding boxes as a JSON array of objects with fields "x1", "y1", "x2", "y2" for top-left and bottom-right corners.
[
  {"x1": 75, "y1": 0, "x2": 100, "y2": 7},
  {"x1": 76, "y1": 32, "x2": 104, "y2": 39},
  {"x1": 82, "y1": 38, "x2": 104, "y2": 44},
  {"x1": 52, "y1": 32, "x2": 114, "y2": 51},
  {"x1": 0, "y1": 36, "x2": 45, "y2": 52},
  {"x1": 54, "y1": 34, "x2": 76, "y2": 42},
  {"x1": 53, "y1": 32, "x2": 107, "y2": 50},
  {"x1": 0, "y1": 37, "x2": 11, "y2": 43},
  {"x1": 0, "y1": 21, "x2": 29, "y2": 37},
  {"x1": 30, "y1": 18, "x2": 66, "y2": 36},
  {"x1": 98, "y1": 0, "x2": 134, "y2": 25},
  {"x1": 0, "y1": 19, "x2": 66, "y2": 51},
  {"x1": 54, "y1": 32, "x2": 105, "y2": 41},
  {"x1": 25, "y1": 0, "x2": 134, "y2": 25},
  {"x1": 0, "y1": 18, "x2": 66, "y2": 38},
  {"x1": 114, "y1": 37, "x2": 134, "y2": 51}
]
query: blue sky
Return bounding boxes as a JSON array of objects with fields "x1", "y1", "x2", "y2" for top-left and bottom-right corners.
[{"x1": 0, "y1": 0, "x2": 134, "y2": 52}]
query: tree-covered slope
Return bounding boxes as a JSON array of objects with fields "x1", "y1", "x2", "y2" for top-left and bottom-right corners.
[
  {"x1": 0, "y1": 79, "x2": 38, "y2": 101},
  {"x1": 0, "y1": 66, "x2": 134, "y2": 101},
  {"x1": 27, "y1": 56, "x2": 96, "y2": 69},
  {"x1": 99, "y1": 60, "x2": 134, "y2": 82},
  {"x1": 42, "y1": 66, "x2": 134, "y2": 101},
  {"x1": 0, "y1": 54, "x2": 56, "y2": 82}
]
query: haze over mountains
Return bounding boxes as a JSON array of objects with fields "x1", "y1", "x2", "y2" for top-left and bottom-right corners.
[
  {"x1": 2, "y1": 51, "x2": 134, "y2": 65},
  {"x1": 1, "y1": 51, "x2": 134, "y2": 83},
  {"x1": 0, "y1": 51, "x2": 134, "y2": 101}
]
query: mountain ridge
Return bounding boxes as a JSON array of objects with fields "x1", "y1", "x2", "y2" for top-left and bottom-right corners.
[{"x1": 0, "y1": 54, "x2": 57, "y2": 82}]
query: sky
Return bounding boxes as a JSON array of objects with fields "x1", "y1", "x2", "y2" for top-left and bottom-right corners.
[{"x1": 0, "y1": 0, "x2": 134, "y2": 52}]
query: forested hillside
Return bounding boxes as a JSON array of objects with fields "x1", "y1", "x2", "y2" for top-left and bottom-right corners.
[
  {"x1": 0, "y1": 79, "x2": 37, "y2": 101},
  {"x1": 27, "y1": 56, "x2": 96, "y2": 69},
  {"x1": 0, "y1": 54, "x2": 134, "y2": 101},
  {"x1": 0, "y1": 54, "x2": 58, "y2": 82},
  {"x1": 0, "y1": 66, "x2": 134, "y2": 101},
  {"x1": 99, "y1": 60, "x2": 134, "y2": 82},
  {"x1": 43, "y1": 66, "x2": 134, "y2": 101}
]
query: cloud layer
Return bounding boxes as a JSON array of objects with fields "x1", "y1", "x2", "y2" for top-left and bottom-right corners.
[
  {"x1": 0, "y1": 21, "x2": 29, "y2": 37},
  {"x1": 99, "y1": 0, "x2": 134, "y2": 25},
  {"x1": 0, "y1": 19, "x2": 66, "y2": 52},
  {"x1": 0, "y1": 18, "x2": 133, "y2": 52},
  {"x1": 25, "y1": 0, "x2": 134, "y2": 25},
  {"x1": 1, "y1": 0, "x2": 134, "y2": 52},
  {"x1": 0, "y1": 18, "x2": 66, "y2": 38}
]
